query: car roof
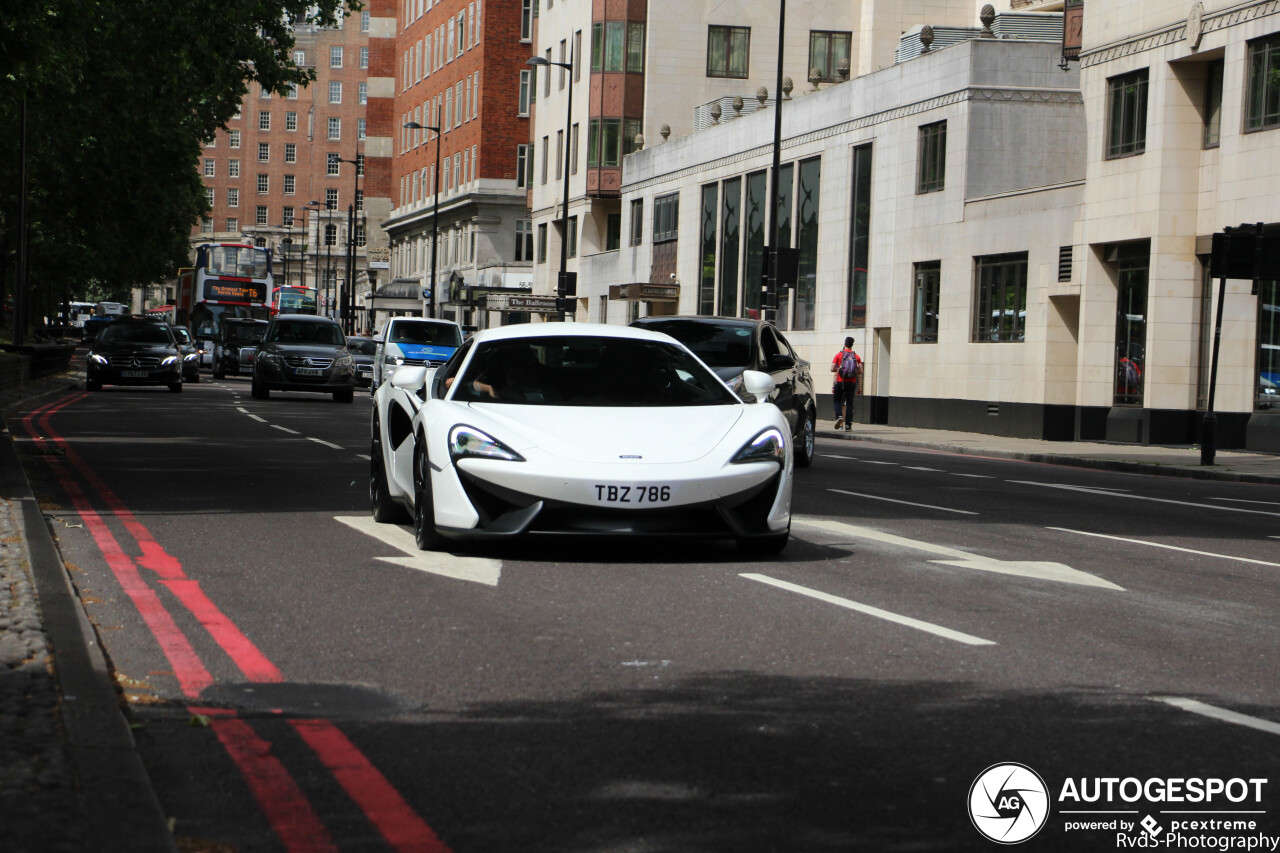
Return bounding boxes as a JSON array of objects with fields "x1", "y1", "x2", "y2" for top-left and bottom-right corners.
[
  {"x1": 633, "y1": 315, "x2": 760, "y2": 329},
  {"x1": 468, "y1": 322, "x2": 675, "y2": 347},
  {"x1": 274, "y1": 314, "x2": 336, "y2": 323}
]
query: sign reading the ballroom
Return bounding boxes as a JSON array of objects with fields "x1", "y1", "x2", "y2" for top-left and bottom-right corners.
[
  {"x1": 204, "y1": 280, "x2": 268, "y2": 302},
  {"x1": 608, "y1": 283, "x2": 680, "y2": 302},
  {"x1": 508, "y1": 295, "x2": 561, "y2": 312}
]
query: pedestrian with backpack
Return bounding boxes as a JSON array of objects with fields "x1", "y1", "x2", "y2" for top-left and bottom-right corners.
[{"x1": 830, "y1": 336, "x2": 862, "y2": 431}]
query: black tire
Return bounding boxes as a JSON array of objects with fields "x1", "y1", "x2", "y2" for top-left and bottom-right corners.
[
  {"x1": 413, "y1": 444, "x2": 441, "y2": 551},
  {"x1": 370, "y1": 421, "x2": 409, "y2": 524},
  {"x1": 86, "y1": 379, "x2": 101, "y2": 392},
  {"x1": 740, "y1": 528, "x2": 789, "y2": 555},
  {"x1": 169, "y1": 381, "x2": 183, "y2": 393},
  {"x1": 333, "y1": 387, "x2": 354, "y2": 403},
  {"x1": 794, "y1": 409, "x2": 816, "y2": 469},
  {"x1": 213, "y1": 363, "x2": 224, "y2": 379},
  {"x1": 250, "y1": 372, "x2": 269, "y2": 400},
  {"x1": 189, "y1": 372, "x2": 200, "y2": 384}
]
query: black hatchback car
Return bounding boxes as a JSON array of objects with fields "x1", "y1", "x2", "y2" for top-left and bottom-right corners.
[
  {"x1": 251, "y1": 314, "x2": 356, "y2": 403},
  {"x1": 630, "y1": 315, "x2": 817, "y2": 467},
  {"x1": 86, "y1": 317, "x2": 184, "y2": 392}
]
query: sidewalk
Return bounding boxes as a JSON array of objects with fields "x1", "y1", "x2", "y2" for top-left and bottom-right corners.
[
  {"x1": 2, "y1": 366, "x2": 1278, "y2": 852},
  {"x1": 818, "y1": 419, "x2": 1280, "y2": 485}
]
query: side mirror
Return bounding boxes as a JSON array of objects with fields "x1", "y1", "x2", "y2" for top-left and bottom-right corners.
[
  {"x1": 390, "y1": 365, "x2": 428, "y2": 391},
  {"x1": 741, "y1": 369, "x2": 774, "y2": 400}
]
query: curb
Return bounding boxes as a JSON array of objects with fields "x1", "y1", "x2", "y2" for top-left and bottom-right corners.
[
  {"x1": 2, "y1": 391, "x2": 177, "y2": 851},
  {"x1": 819, "y1": 429, "x2": 1280, "y2": 486}
]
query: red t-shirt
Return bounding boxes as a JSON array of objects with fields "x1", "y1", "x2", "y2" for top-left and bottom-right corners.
[{"x1": 832, "y1": 349, "x2": 861, "y2": 384}]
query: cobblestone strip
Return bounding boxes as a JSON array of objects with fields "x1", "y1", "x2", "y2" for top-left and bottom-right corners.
[{"x1": 0, "y1": 496, "x2": 84, "y2": 852}]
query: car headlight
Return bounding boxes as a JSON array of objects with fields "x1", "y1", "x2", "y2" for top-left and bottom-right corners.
[
  {"x1": 161, "y1": 355, "x2": 179, "y2": 366},
  {"x1": 89, "y1": 353, "x2": 109, "y2": 365},
  {"x1": 449, "y1": 425, "x2": 525, "y2": 462},
  {"x1": 731, "y1": 427, "x2": 786, "y2": 465},
  {"x1": 335, "y1": 352, "x2": 353, "y2": 365},
  {"x1": 386, "y1": 354, "x2": 405, "y2": 366},
  {"x1": 184, "y1": 353, "x2": 199, "y2": 362}
]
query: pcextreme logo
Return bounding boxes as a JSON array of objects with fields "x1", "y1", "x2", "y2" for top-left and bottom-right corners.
[{"x1": 969, "y1": 763, "x2": 1052, "y2": 844}]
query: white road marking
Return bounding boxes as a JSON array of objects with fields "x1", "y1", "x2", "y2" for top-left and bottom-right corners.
[
  {"x1": 828, "y1": 489, "x2": 978, "y2": 516},
  {"x1": 236, "y1": 407, "x2": 250, "y2": 413},
  {"x1": 821, "y1": 454, "x2": 859, "y2": 460},
  {"x1": 1154, "y1": 697, "x2": 1280, "y2": 737},
  {"x1": 308, "y1": 437, "x2": 344, "y2": 450},
  {"x1": 1010, "y1": 480, "x2": 1280, "y2": 518},
  {"x1": 741, "y1": 573, "x2": 996, "y2": 646},
  {"x1": 904, "y1": 466, "x2": 942, "y2": 472},
  {"x1": 356, "y1": 454, "x2": 371, "y2": 461},
  {"x1": 1213, "y1": 497, "x2": 1280, "y2": 507},
  {"x1": 950, "y1": 473, "x2": 995, "y2": 479},
  {"x1": 334, "y1": 515, "x2": 501, "y2": 586},
  {"x1": 794, "y1": 516, "x2": 1124, "y2": 590},
  {"x1": 271, "y1": 424, "x2": 301, "y2": 435},
  {"x1": 1048, "y1": 527, "x2": 1280, "y2": 569},
  {"x1": 246, "y1": 414, "x2": 267, "y2": 423},
  {"x1": 860, "y1": 460, "x2": 897, "y2": 465}
]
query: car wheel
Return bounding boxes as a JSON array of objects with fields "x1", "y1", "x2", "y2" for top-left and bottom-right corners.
[
  {"x1": 213, "y1": 362, "x2": 224, "y2": 379},
  {"x1": 86, "y1": 380, "x2": 101, "y2": 392},
  {"x1": 794, "y1": 409, "x2": 816, "y2": 469},
  {"x1": 169, "y1": 380, "x2": 183, "y2": 393},
  {"x1": 413, "y1": 443, "x2": 441, "y2": 551},
  {"x1": 251, "y1": 372, "x2": 269, "y2": 400},
  {"x1": 740, "y1": 528, "x2": 789, "y2": 555},
  {"x1": 370, "y1": 424, "x2": 409, "y2": 524},
  {"x1": 333, "y1": 388, "x2": 354, "y2": 403}
]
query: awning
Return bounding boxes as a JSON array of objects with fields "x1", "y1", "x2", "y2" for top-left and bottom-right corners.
[{"x1": 608, "y1": 283, "x2": 679, "y2": 302}]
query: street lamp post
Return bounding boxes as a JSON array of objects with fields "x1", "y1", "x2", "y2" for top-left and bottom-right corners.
[
  {"x1": 303, "y1": 200, "x2": 323, "y2": 303},
  {"x1": 527, "y1": 48, "x2": 576, "y2": 321},
  {"x1": 337, "y1": 154, "x2": 363, "y2": 335},
  {"x1": 764, "y1": 0, "x2": 787, "y2": 324},
  {"x1": 404, "y1": 122, "x2": 442, "y2": 318}
]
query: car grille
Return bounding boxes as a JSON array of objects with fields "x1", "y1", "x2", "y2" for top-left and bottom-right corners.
[
  {"x1": 110, "y1": 356, "x2": 161, "y2": 367},
  {"x1": 284, "y1": 355, "x2": 334, "y2": 369},
  {"x1": 401, "y1": 356, "x2": 449, "y2": 367}
]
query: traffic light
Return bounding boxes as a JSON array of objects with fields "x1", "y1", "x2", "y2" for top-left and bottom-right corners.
[{"x1": 558, "y1": 270, "x2": 578, "y2": 298}]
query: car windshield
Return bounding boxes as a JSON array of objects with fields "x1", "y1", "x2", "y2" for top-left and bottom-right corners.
[
  {"x1": 269, "y1": 321, "x2": 343, "y2": 345},
  {"x1": 226, "y1": 324, "x2": 265, "y2": 344},
  {"x1": 171, "y1": 328, "x2": 192, "y2": 344},
  {"x1": 348, "y1": 339, "x2": 377, "y2": 356},
  {"x1": 638, "y1": 320, "x2": 753, "y2": 368},
  {"x1": 97, "y1": 323, "x2": 173, "y2": 345},
  {"x1": 390, "y1": 322, "x2": 462, "y2": 347},
  {"x1": 452, "y1": 336, "x2": 738, "y2": 407}
]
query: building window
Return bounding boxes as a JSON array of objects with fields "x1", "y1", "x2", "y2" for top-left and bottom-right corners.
[
  {"x1": 606, "y1": 213, "x2": 621, "y2": 252},
  {"x1": 229, "y1": 130, "x2": 240, "y2": 148},
  {"x1": 847, "y1": 143, "x2": 872, "y2": 328},
  {"x1": 1203, "y1": 59, "x2": 1224, "y2": 147},
  {"x1": 256, "y1": 205, "x2": 269, "y2": 226},
  {"x1": 286, "y1": 111, "x2": 298, "y2": 131},
  {"x1": 201, "y1": 217, "x2": 213, "y2": 235},
  {"x1": 330, "y1": 45, "x2": 343, "y2": 68},
  {"x1": 743, "y1": 170, "x2": 766, "y2": 318},
  {"x1": 283, "y1": 206, "x2": 295, "y2": 226},
  {"x1": 808, "y1": 30, "x2": 851, "y2": 82},
  {"x1": 358, "y1": 118, "x2": 366, "y2": 139},
  {"x1": 293, "y1": 49, "x2": 306, "y2": 66},
  {"x1": 359, "y1": 82, "x2": 368, "y2": 104},
  {"x1": 284, "y1": 174, "x2": 295, "y2": 195},
  {"x1": 328, "y1": 116, "x2": 341, "y2": 139},
  {"x1": 629, "y1": 199, "x2": 643, "y2": 246},
  {"x1": 203, "y1": 159, "x2": 215, "y2": 177},
  {"x1": 567, "y1": 216, "x2": 578, "y2": 258},
  {"x1": 325, "y1": 223, "x2": 337, "y2": 247},
  {"x1": 707, "y1": 26, "x2": 749, "y2": 78},
  {"x1": 228, "y1": 159, "x2": 240, "y2": 178},
  {"x1": 519, "y1": 69, "x2": 533, "y2": 115},
  {"x1": 627, "y1": 23, "x2": 645, "y2": 73},
  {"x1": 516, "y1": 220, "x2": 533, "y2": 261},
  {"x1": 1106, "y1": 69, "x2": 1148, "y2": 158},
  {"x1": 327, "y1": 153, "x2": 340, "y2": 176},
  {"x1": 516, "y1": 144, "x2": 530, "y2": 188},
  {"x1": 1109, "y1": 242, "x2": 1149, "y2": 405},
  {"x1": 699, "y1": 184, "x2": 717, "y2": 315},
  {"x1": 257, "y1": 174, "x2": 269, "y2": 193},
  {"x1": 258, "y1": 112, "x2": 270, "y2": 131},
  {"x1": 205, "y1": 187, "x2": 215, "y2": 206},
  {"x1": 329, "y1": 81, "x2": 342, "y2": 104},
  {"x1": 592, "y1": 21, "x2": 626, "y2": 72},
  {"x1": 227, "y1": 188, "x2": 239, "y2": 207},
  {"x1": 587, "y1": 118, "x2": 623, "y2": 168},
  {"x1": 258, "y1": 142, "x2": 270, "y2": 162},
  {"x1": 973, "y1": 252, "x2": 1028, "y2": 343},
  {"x1": 521, "y1": 0, "x2": 533, "y2": 40},
  {"x1": 361, "y1": 45, "x2": 369, "y2": 68},
  {"x1": 1246, "y1": 35, "x2": 1280, "y2": 131},
  {"x1": 537, "y1": 223, "x2": 547, "y2": 263},
  {"x1": 325, "y1": 188, "x2": 339, "y2": 209},
  {"x1": 285, "y1": 143, "x2": 296, "y2": 164},
  {"x1": 912, "y1": 261, "x2": 941, "y2": 343},
  {"x1": 653, "y1": 192, "x2": 679, "y2": 243},
  {"x1": 540, "y1": 136, "x2": 548, "y2": 185},
  {"x1": 226, "y1": 217, "x2": 238, "y2": 233},
  {"x1": 917, "y1": 121, "x2": 946, "y2": 193},
  {"x1": 794, "y1": 156, "x2": 821, "y2": 330}
]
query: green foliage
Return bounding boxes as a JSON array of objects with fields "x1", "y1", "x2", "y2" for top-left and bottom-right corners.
[{"x1": 0, "y1": 0, "x2": 358, "y2": 314}]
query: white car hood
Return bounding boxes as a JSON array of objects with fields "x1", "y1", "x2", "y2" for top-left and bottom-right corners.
[{"x1": 465, "y1": 403, "x2": 745, "y2": 464}]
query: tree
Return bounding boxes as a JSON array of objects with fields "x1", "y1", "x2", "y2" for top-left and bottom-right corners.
[{"x1": 0, "y1": 0, "x2": 356, "y2": 332}]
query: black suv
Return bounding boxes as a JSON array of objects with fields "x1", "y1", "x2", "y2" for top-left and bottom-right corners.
[
  {"x1": 86, "y1": 317, "x2": 184, "y2": 393},
  {"x1": 251, "y1": 314, "x2": 356, "y2": 402},
  {"x1": 631, "y1": 315, "x2": 817, "y2": 468},
  {"x1": 212, "y1": 318, "x2": 270, "y2": 379}
]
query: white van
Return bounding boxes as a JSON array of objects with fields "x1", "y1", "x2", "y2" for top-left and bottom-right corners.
[{"x1": 372, "y1": 317, "x2": 465, "y2": 390}]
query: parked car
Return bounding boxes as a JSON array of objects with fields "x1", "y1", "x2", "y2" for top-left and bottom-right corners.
[
  {"x1": 86, "y1": 317, "x2": 183, "y2": 392},
  {"x1": 212, "y1": 318, "x2": 270, "y2": 379},
  {"x1": 251, "y1": 314, "x2": 356, "y2": 402},
  {"x1": 370, "y1": 323, "x2": 793, "y2": 553},
  {"x1": 372, "y1": 317, "x2": 464, "y2": 388},
  {"x1": 168, "y1": 325, "x2": 201, "y2": 383},
  {"x1": 630, "y1": 315, "x2": 818, "y2": 468},
  {"x1": 346, "y1": 336, "x2": 378, "y2": 389}
]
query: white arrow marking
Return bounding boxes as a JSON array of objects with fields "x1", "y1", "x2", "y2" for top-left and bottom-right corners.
[
  {"x1": 793, "y1": 515, "x2": 1124, "y2": 590},
  {"x1": 335, "y1": 515, "x2": 501, "y2": 586}
]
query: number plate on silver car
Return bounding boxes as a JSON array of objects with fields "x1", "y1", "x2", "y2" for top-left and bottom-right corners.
[{"x1": 294, "y1": 367, "x2": 323, "y2": 377}]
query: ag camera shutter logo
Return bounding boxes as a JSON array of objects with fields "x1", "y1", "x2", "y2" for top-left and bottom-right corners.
[{"x1": 969, "y1": 763, "x2": 1050, "y2": 844}]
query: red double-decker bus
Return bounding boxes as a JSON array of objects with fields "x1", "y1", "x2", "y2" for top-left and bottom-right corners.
[{"x1": 176, "y1": 243, "x2": 273, "y2": 361}]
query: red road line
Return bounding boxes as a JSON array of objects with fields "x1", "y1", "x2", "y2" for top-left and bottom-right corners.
[{"x1": 25, "y1": 393, "x2": 452, "y2": 853}]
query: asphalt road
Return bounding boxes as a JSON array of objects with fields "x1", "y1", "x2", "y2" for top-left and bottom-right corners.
[{"x1": 14, "y1": 376, "x2": 1280, "y2": 852}]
